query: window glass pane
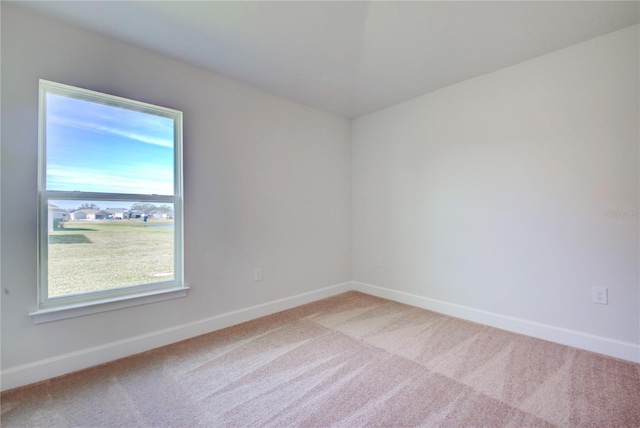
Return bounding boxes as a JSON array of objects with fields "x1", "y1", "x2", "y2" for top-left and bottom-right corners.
[
  {"x1": 46, "y1": 94, "x2": 174, "y2": 194},
  {"x1": 47, "y1": 200, "x2": 175, "y2": 298}
]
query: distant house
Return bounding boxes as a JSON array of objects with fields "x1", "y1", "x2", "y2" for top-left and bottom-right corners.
[
  {"x1": 105, "y1": 208, "x2": 129, "y2": 220},
  {"x1": 47, "y1": 203, "x2": 69, "y2": 232},
  {"x1": 94, "y1": 210, "x2": 112, "y2": 220},
  {"x1": 150, "y1": 211, "x2": 166, "y2": 219},
  {"x1": 70, "y1": 209, "x2": 98, "y2": 220},
  {"x1": 150, "y1": 211, "x2": 174, "y2": 219},
  {"x1": 70, "y1": 209, "x2": 116, "y2": 220}
]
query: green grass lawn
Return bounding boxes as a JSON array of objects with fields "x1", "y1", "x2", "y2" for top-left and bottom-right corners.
[{"x1": 48, "y1": 219, "x2": 174, "y2": 297}]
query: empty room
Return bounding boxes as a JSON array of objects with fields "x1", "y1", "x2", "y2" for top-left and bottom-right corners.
[{"x1": 1, "y1": 1, "x2": 639, "y2": 426}]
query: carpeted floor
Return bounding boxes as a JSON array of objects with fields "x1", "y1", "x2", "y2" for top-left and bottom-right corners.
[{"x1": 2, "y1": 291, "x2": 639, "y2": 427}]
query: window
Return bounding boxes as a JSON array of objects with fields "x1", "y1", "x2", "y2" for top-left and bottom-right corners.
[{"x1": 34, "y1": 80, "x2": 185, "y2": 322}]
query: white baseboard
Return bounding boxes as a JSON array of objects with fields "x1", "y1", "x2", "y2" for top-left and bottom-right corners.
[
  {"x1": 0, "y1": 281, "x2": 352, "y2": 392},
  {"x1": 4, "y1": 280, "x2": 637, "y2": 392},
  {"x1": 353, "y1": 281, "x2": 640, "y2": 364}
]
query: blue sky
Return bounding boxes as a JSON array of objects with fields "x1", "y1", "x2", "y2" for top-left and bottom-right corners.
[{"x1": 46, "y1": 94, "x2": 175, "y2": 199}]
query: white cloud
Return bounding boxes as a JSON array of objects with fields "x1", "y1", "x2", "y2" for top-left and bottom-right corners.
[
  {"x1": 47, "y1": 165, "x2": 173, "y2": 195},
  {"x1": 48, "y1": 115, "x2": 173, "y2": 148}
]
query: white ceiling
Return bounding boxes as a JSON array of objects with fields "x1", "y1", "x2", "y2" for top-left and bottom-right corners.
[{"x1": 13, "y1": 1, "x2": 640, "y2": 118}]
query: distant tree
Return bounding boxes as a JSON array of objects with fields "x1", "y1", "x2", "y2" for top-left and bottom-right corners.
[
  {"x1": 77, "y1": 203, "x2": 99, "y2": 210},
  {"x1": 157, "y1": 204, "x2": 173, "y2": 213},
  {"x1": 130, "y1": 203, "x2": 157, "y2": 213}
]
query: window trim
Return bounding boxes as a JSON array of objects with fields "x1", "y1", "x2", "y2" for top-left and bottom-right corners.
[{"x1": 33, "y1": 80, "x2": 186, "y2": 322}]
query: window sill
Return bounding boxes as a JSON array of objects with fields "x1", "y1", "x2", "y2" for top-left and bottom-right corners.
[{"x1": 29, "y1": 286, "x2": 190, "y2": 324}]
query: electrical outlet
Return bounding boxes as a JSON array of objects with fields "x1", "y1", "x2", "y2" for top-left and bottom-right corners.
[
  {"x1": 592, "y1": 287, "x2": 607, "y2": 305},
  {"x1": 375, "y1": 257, "x2": 382, "y2": 268},
  {"x1": 254, "y1": 268, "x2": 262, "y2": 281}
]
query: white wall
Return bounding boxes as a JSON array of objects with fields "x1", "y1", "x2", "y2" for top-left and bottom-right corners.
[
  {"x1": 353, "y1": 25, "x2": 639, "y2": 355},
  {"x1": 1, "y1": 5, "x2": 352, "y2": 388},
  {"x1": 2, "y1": 4, "x2": 638, "y2": 391}
]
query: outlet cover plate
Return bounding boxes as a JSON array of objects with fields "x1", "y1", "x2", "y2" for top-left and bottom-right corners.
[{"x1": 592, "y1": 287, "x2": 608, "y2": 305}]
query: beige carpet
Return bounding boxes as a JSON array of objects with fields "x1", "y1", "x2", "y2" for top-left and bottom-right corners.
[{"x1": 2, "y1": 291, "x2": 639, "y2": 427}]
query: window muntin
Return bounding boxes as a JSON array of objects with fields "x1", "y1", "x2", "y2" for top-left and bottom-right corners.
[{"x1": 37, "y1": 80, "x2": 184, "y2": 313}]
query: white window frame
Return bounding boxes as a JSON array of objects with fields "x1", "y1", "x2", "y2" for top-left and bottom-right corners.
[{"x1": 32, "y1": 80, "x2": 187, "y2": 323}]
